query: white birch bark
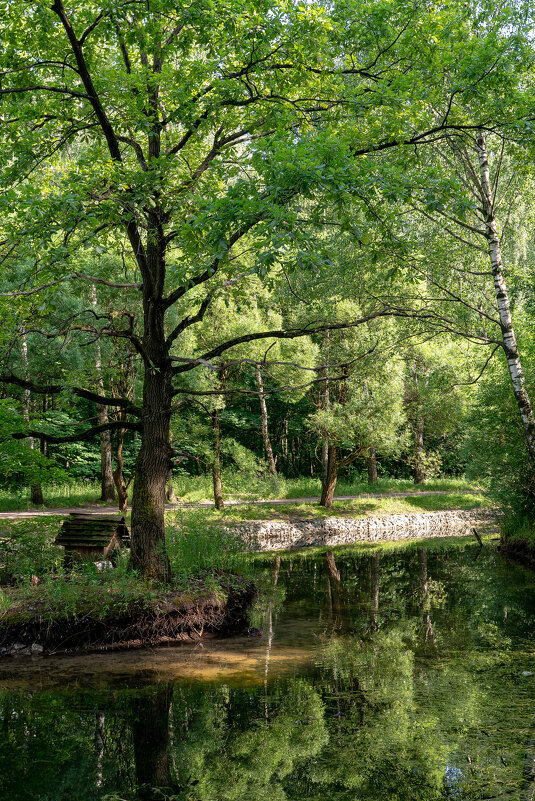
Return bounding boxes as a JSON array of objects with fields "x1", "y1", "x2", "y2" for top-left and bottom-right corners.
[{"x1": 476, "y1": 132, "x2": 535, "y2": 464}]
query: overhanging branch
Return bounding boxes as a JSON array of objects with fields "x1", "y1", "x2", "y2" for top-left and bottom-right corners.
[{"x1": 13, "y1": 419, "x2": 141, "y2": 444}]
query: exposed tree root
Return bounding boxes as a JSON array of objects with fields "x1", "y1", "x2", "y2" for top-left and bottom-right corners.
[{"x1": 0, "y1": 580, "x2": 256, "y2": 656}]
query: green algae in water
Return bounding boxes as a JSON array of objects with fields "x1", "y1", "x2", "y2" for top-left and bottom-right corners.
[{"x1": 1, "y1": 540, "x2": 535, "y2": 800}]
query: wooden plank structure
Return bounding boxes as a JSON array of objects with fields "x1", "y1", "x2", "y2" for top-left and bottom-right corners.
[{"x1": 55, "y1": 513, "x2": 130, "y2": 566}]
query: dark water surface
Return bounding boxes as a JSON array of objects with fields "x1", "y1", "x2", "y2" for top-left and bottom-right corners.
[{"x1": 1, "y1": 538, "x2": 535, "y2": 800}]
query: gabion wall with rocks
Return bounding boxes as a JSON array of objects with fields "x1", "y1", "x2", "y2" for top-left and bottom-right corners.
[{"x1": 230, "y1": 509, "x2": 495, "y2": 552}]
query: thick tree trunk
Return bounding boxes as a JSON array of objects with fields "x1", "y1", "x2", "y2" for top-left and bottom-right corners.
[
  {"x1": 30, "y1": 483, "x2": 44, "y2": 505},
  {"x1": 132, "y1": 684, "x2": 174, "y2": 799},
  {"x1": 320, "y1": 443, "x2": 338, "y2": 507},
  {"x1": 367, "y1": 448, "x2": 378, "y2": 484},
  {"x1": 130, "y1": 364, "x2": 172, "y2": 582},
  {"x1": 413, "y1": 419, "x2": 426, "y2": 485},
  {"x1": 255, "y1": 364, "x2": 277, "y2": 476},
  {"x1": 212, "y1": 409, "x2": 224, "y2": 510},
  {"x1": 476, "y1": 131, "x2": 535, "y2": 466}
]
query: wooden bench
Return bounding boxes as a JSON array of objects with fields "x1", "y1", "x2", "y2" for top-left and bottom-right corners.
[{"x1": 55, "y1": 513, "x2": 130, "y2": 566}]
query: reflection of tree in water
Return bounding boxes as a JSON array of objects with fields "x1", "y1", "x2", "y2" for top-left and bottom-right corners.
[
  {"x1": 131, "y1": 684, "x2": 180, "y2": 800},
  {"x1": 418, "y1": 548, "x2": 437, "y2": 649},
  {"x1": 2, "y1": 545, "x2": 535, "y2": 800}
]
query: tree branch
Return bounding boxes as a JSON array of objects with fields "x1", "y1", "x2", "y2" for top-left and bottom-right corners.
[{"x1": 13, "y1": 420, "x2": 141, "y2": 444}]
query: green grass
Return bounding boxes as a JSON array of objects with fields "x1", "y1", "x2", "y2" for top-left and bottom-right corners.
[
  {"x1": 167, "y1": 490, "x2": 491, "y2": 524},
  {"x1": 0, "y1": 481, "x2": 107, "y2": 512},
  {"x1": 0, "y1": 474, "x2": 483, "y2": 512},
  {"x1": 173, "y1": 472, "x2": 482, "y2": 503}
]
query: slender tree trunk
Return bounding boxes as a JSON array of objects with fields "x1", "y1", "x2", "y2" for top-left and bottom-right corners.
[
  {"x1": 418, "y1": 548, "x2": 436, "y2": 645},
  {"x1": 212, "y1": 409, "x2": 224, "y2": 510},
  {"x1": 367, "y1": 448, "x2": 378, "y2": 484},
  {"x1": 255, "y1": 364, "x2": 277, "y2": 476},
  {"x1": 20, "y1": 333, "x2": 45, "y2": 505},
  {"x1": 130, "y1": 363, "x2": 173, "y2": 582},
  {"x1": 321, "y1": 364, "x2": 330, "y2": 486},
  {"x1": 476, "y1": 131, "x2": 535, "y2": 465},
  {"x1": 112, "y1": 423, "x2": 129, "y2": 515},
  {"x1": 370, "y1": 552, "x2": 380, "y2": 631},
  {"x1": 91, "y1": 285, "x2": 115, "y2": 502},
  {"x1": 413, "y1": 418, "x2": 426, "y2": 485},
  {"x1": 320, "y1": 443, "x2": 338, "y2": 507},
  {"x1": 166, "y1": 469, "x2": 178, "y2": 503},
  {"x1": 97, "y1": 407, "x2": 116, "y2": 502}
]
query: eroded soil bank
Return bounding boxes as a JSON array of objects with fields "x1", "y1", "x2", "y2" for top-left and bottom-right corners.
[{"x1": 0, "y1": 579, "x2": 256, "y2": 657}]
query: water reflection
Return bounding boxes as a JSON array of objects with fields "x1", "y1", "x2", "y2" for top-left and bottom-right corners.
[{"x1": 1, "y1": 539, "x2": 535, "y2": 800}]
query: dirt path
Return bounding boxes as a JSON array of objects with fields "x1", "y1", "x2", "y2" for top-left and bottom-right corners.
[{"x1": 0, "y1": 490, "x2": 479, "y2": 521}]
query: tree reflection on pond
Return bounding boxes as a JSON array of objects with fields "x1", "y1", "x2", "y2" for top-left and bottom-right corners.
[{"x1": 1, "y1": 540, "x2": 535, "y2": 800}]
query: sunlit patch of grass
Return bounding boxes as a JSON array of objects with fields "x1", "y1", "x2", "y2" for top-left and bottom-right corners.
[{"x1": 172, "y1": 491, "x2": 491, "y2": 524}]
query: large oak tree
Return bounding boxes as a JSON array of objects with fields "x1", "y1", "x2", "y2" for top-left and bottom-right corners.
[{"x1": 0, "y1": 0, "x2": 526, "y2": 578}]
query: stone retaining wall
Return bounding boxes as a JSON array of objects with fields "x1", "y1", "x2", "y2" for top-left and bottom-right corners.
[{"x1": 230, "y1": 509, "x2": 495, "y2": 552}]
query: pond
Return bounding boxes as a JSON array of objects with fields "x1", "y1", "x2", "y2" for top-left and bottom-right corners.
[{"x1": 1, "y1": 537, "x2": 535, "y2": 800}]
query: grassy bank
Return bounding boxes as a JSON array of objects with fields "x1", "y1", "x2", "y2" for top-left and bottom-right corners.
[
  {"x1": 0, "y1": 515, "x2": 253, "y2": 653},
  {"x1": 498, "y1": 513, "x2": 535, "y2": 568},
  {"x1": 168, "y1": 490, "x2": 491, "y2": 524}
]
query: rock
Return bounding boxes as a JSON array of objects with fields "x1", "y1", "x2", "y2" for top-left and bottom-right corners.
[
  {"x1": 94, "y1": 560, "x2": 113, "y2": 571},
  {"x1": 11, "y1": 642, "x2": 26, "y2": 651},
  {"x1": 228, "y1": 509, "x2": 495, "y2": 552},
  {"x1": 522, "y1": 671, "x2": 534, "y2": 677},
  {"x1": 31, "y1": 643, "x2": 44, "y2": 654}
]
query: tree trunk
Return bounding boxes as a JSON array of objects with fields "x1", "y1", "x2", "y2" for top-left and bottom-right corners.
[
  {"x1": 320, "y1": 443, "x2": 338, "y2": 507},
  {"x1": 20, "y1": 334, "x2": 45, "y2": 505},
  {"x1": 132, "y1": 684, "x2": 174, "y2": 799},
  {"x1": 130, "y1": 364, "x2": 172, "y2": 582},
  {"x1": 98, "y1": 407, "x2": 116, "y2": 502},
  {"x1": 97, "y1": 406, "x2": 116, "y2": 502},
  {"x1": 212, "y1": 409, "x2": 224, "y2": 510},
  {"x1": 321, "y1": 360, "x2": 330, "y2": 486},
  {"x1": 30, "y1": 483, "x2": 44, "y2": 505},
  {"x1": 91, "y1": 285, "x2": 115, "y2": 502},
  {"x1": 414, "y1": 419, "x2": 426, "y2": 484},
  {"x1": 367, "y1": 448, "x2": 378, "y2": 484},
  {"x1": 255, "y1": 364, "x2": 277, "y2": 476},
  {"x1": 370, "y1": 552, "x2": 380, "y2": 631},
  {"x1": 476, "y1": 131, "x2": 535, "y2": 465},
  {"x1": 112, "y1": 423, "x2": 129, "y2": 515},
  {"x1": 166, "y1": 469, "x2": 178, "y2": 503}
]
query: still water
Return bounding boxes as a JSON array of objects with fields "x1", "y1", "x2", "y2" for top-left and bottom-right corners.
[{"x1": 1, "y1": 538, "x2": 535, "y2": 800}]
